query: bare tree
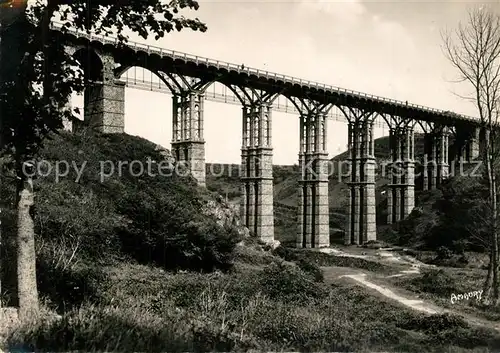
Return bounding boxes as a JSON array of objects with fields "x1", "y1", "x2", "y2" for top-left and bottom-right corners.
[{"x1": 443, "y1": 6, "x2": 500, "y2": 304}]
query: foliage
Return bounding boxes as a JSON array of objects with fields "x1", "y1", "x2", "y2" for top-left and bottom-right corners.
[
  {"x1": 35, "y1": 259, "x2": 110, "y2": 312},
  {"x1": 381, "y1": 174, "x2": 490, "y2": 254},
  {"x1": 408, "y1": 269, "x2": 458, "y2": 297},
  {"x1": 7, "y1": 264, "x2": 500, "y2": 352},
  {"x1": 258, "y1": 262, "x2": 327, "y2": 303},
  {"x1": 272, "y1": 246, "x2": 394, "y2": 274},
  {"x1": 0, "y1": 132, "x2": 242, "y2": 308},
  {"x1": 0, "y1": 0, "x2": 206, "y2": 163}
]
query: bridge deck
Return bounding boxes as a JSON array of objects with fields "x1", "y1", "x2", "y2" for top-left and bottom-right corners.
[{"x1": 51, "y1": 22, "x2": 478, "y2": 127}]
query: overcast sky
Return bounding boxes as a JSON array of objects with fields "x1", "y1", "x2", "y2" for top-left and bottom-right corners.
[{"x1": 72, "y1": 0, "x2": 499, "y2": 164}]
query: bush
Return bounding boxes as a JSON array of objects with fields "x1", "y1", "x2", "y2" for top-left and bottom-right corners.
[
  {"x1": 297, "y1": 259, "x2": 324, "y2": 282},
  {"x1": 387, "y1": 175, "x2": 490, "y2": 253},
  {"x1": 40, "y1": 132, "x2": 242, "y2": 273},
  {"x1": 259, "y1": 262, "x2": 327, "y2": 303},
  {"x1": 36, "y1": 259, "x2": 110, "y2": 311},
  {"x1": 398, "y1": 313, "x2": 468, "y2": 333},
  {"x1": 436, "y1": 246, "x2": 453, "y2": 260},
  {"x1": 410, "y1": 269, "x2": 457, "y2": 296},
  {"x1": 116, "y1": 191, "x2": 242, "y2": 272}
]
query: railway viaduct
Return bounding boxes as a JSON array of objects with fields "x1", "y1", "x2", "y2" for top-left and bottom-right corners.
[{"x1": 54, "y1": 25, "x2": 483, "y2": 249}]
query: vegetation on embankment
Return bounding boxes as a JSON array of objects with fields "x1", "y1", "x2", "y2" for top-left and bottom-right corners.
[
  {"x1": 7, "y1": 252, "x2": 500, "y2": 352},
  {"x1": 1, "y1": 130, "x2": 499, "y2": 351},
  {"x1": 272, "y1": 246, "x2": 396, "y2": 275},
  {"x1": 0, "y1": 131, "x2": 242, "y2": 309},
  {"x1": 388, "y1": 267, "x2": 500, "y2": 323},
  {"x1": 380, "y1": 171, "x2": 489, "y2": 256}
]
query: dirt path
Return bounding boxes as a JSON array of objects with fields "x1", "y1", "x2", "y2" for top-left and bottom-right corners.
[
  {"x1": 323, "y1": 266, "x2": 446, "y2": 315},
  {"x1": 320, "y1": 248, "x2": 500, "y2": 332}
]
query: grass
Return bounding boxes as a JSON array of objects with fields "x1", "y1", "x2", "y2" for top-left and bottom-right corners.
[
  {"x1": 388, "y1": 266, "x2": 500, "y2": 323},
  {"x1": 3, "y1": 130, "x2": 498, "y2": 352},
  {"x1": 7, "y1": 260, "x2": 500, "y2": 352},
  {"x1": 272, "y1": 246, "x2": 397, "y2": 275}
]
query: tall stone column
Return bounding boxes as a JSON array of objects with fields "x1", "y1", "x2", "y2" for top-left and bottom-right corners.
[
  {"x1": 297, "y1": 112, "x2": 329, "y2": 248},
  {"x1": 403, "y1": 127, "x2": 416, "y2": 217},
  {"x1": 450, "y1": 125, "x2": 479, "y2": 172},
  {"x1": 84, "y1": 54, "x2": 125, "y2": 133},
  {"x1": 422, "y1": 134, "x2": 430, "y2": 191},
  {"x1": 241, "y1": 103, "x2": 274, "y2": 243},
  {"x1": 346, "y1": 119, "x2": 376, "y2": 244},
  {"x1": 437, "y1": 128, "x2": 450, "y2": 181},
  {"x1": 387, "y1": 127, "x2": 400, "y2": 225},
  {"x1": 171, "y1": 92, "x2": 206, "y2": 186},
  {"x1": 387, "y1": 126, "x2": 415, "y2": 224},
  {"x1": 423, "y1": 127, "x2": 449, "y2": 190},
  {"x1": 479, "y1": 127, "x2": 490, "y2": 159},
  {"x1": 450, "y1": 126, "x2": 468, "y2": 168},
  {"x1": 465, "y1": 126, "x2": 480, "y2": 162},
  {"x1": 430, "y1": 134, "x2": 438, "y2": 190}
]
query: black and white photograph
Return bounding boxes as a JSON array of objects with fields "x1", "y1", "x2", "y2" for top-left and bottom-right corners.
[{"x1": 1, "y1": 0, "x2": 500, "y2": 351}]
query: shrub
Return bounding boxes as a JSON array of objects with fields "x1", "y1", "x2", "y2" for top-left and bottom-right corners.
[
  {"x1": 409, "y1": 269, "x2": 457, "y2": 296},
  {"x1": 428, "y1": 326, "x2": 500, "y2": 349},
  {"x1": 398, "y1": 313, "x2": 468, "y2": 333},
  {"x1": 36, "y1": 259, "x2": 110, "y2": 311},
  {"x1": 296, "y1": 259, "x2": 324, "y2": 282},
  {"x1": 190, "y1": 316, "x2": 260, "y2": 352},
  {"x1": 6, "y1": 302, "x2": 192, "y2": 352},
  {"x1": 436, "y1": 246, "x2": 453, "y2": 260},
  {"x1": 259, "y1": 262, "x2": 327, "y2": 303}
]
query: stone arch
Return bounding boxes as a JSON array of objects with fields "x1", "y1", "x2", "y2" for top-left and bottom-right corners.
[{"x1": 72, "y1": 47, "x2": 104, "y2": 83}]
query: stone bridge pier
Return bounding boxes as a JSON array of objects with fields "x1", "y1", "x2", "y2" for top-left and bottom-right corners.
[
  {"x1": 64, "y1": 39, "x2": 488, "y2": 249},
  {"x1": 296, "y1": 109, "x2": 329, "y2": 248},
  {"x1": 344, "y1": 114, "x2": 376, "y2": 245},
  {"x1": 171, "y1": 92, "x2": 206, "y2": 186},
  {"x1": 421, "y1": 125, "x2": 450, "y2": 191},
  {"x1": 387, "y1": 124, "x2": 415, "y2": 224},
  {"x1": 240, "y1": 102, "x2": 274, "y2": 243},
  {"x1": 82, "y1": 53, "x2": 126, "y2": 133},
  {"x1": 450, "y1": 126, "x2": 480, "y2": 166}
]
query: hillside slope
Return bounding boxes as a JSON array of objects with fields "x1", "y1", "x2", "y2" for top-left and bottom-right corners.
[
  {"x1": 1, "y1": 131, "x2": 497, "y2": 353},
  {"x1": 0, "y1": 131, "x2": 244, "y2": 308},
  {"x1": 206, "y1": 134, "x2": 434, "y2": 245}
]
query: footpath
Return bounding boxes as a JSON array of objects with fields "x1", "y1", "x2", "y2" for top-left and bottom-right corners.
[{"x1": 320, "y1": 248, "x2": 500, "y2": 332}]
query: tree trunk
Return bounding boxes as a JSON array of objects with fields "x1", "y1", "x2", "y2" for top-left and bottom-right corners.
[
  {"x1": 492, "y1": 145, "x2": 500, "y2": 304},
  {"x1": 1, "y1": 0, "x2": 29, "y2": 309},
  {"x1": 16, "y1": 162, "x2": 39, "y2": 320},
  {"x1": 492, "y1": 174, "x2": 499, "y2": 304},
  {"x1": 483, "y1": 128, "x2": 498, "y2": 304},
  {"x1": 484, "y1": 252, "x2": 494, "y2": 304}
]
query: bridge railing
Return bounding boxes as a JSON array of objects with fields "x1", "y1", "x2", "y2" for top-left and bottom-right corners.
[{"x1": 50, "y1": 21, "x2": 477, "y2": 122}]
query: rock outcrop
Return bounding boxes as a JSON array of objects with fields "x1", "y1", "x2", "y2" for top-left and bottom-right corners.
[
  {"x1": 153, "y1": 145, "x2": 251, "y2": 239},
  {"x1": 202, "y1": 195, "x2": 250, "y2": 238}
]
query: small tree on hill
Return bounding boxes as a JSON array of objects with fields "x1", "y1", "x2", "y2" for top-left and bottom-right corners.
[
  {"x1": 442, "y1": 6, "x2": 500, "y2": 304},
  {"x1": 0, "y1": 0, "x2": 206, "y2": 320}
]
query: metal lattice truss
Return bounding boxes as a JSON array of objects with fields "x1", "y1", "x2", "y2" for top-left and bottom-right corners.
[{"x1": 119, "y1": 66, "x2": 409, "y2": 132}]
